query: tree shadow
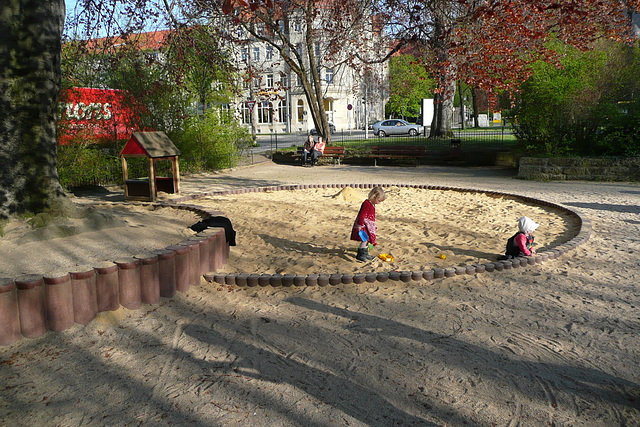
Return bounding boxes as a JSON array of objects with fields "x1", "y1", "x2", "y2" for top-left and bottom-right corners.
[
  {"x1": 285, "y1": 296, "x2": 640, "y2": 412},
  {"x1": 258, "y1": 234, "x2": 352, "y2": 261},
  {"x1": 564, "y1": 202, "x2": 640, "y2": 215}
]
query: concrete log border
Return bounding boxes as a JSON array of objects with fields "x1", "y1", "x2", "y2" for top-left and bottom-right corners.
[{"x1": 0, "y1": 202, "x2": 229, "y2": 346}]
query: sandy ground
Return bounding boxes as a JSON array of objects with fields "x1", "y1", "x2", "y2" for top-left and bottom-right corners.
[{"x1": 1, "y1": 160, "x2": 640, "y2": 426}]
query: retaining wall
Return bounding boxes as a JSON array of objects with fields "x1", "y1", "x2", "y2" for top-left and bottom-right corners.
[
  {"x1": 518, "y1": 157, "x2": 640, "y2": 181},
  {"x1": 0, "y1": 202, "x2": 230, "y2": 346}
]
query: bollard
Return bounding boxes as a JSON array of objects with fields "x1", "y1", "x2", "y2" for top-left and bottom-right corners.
[
  {"x1": 95, "y1": 262, "x2": 120, "y2": 312},
  {"x1": 199, "y1": 228, "x2": 224, "y2": 272},
  {"x1": 69, "y1": 266, "x2": 98, "y2": 325},
  {"x1": 189, "y1": 236, "x2": 211, "y2": 276},
  {"x1": 115, "y1": 258, "x2": 142, "y2": 310},
  {"x1": 135, "y1": 253, "x2": 160, "y2": 305},
  {"x1": 154, "y1": 249, "x2": 177, "y2": 298},
  {"x1": 43, "y1": 271, "x2": 74, "y2": 332},
  {"x1": 15, "y1": 275, "x2": 47, "y2": 339},
  {"x1": 179, "y1": 240, "x2": 201, "y2": 287},
  {"x1": 166, "y1": 245, "x2": 190, "y2": 293},
  {"x1": 0, "y1": 278, "x2": 22, "y2": 345}
]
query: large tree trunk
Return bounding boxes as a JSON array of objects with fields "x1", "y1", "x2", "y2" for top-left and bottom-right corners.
[
  {"x1": 429, "y1": 77, "x2": 455, "y2": 137},
  {"x1": 428, "y1": 9, "x2": 455, "y2": 138},
  {"x1": 0, "y1": 0, "x2": 66, "y2": 219}
]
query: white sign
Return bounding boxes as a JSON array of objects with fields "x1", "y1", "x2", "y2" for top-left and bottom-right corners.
[{"x1": 421, "y1": 99, "x2": 434, "y2": 127}]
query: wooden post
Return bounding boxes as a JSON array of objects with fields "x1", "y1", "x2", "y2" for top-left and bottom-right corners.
[
  {"x1": 121, "y1": 156, "x2": 129, "y2": 198},
  {"x1": 172, "y1": 157, "x2": 180, "y2": 194},
  {"x1": 148, "y1": 157, "x2": 156, "y2": 201}
]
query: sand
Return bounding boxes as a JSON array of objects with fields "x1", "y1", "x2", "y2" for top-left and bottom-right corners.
[{"x1": 1, "y1": 161, "x2": 639, "y2": 426}]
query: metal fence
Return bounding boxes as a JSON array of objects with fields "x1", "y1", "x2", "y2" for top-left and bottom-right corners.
[
  {"x1": 327, "y1": 127, "x2": 517, "y2": 152},
  {"x1": 258, "y1": 126, "x2": 517, "y2": 152}
]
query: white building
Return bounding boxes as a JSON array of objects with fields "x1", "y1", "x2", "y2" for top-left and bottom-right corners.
[{"x1": 228, "y1": 14, "x2": 388, "y2": 135}]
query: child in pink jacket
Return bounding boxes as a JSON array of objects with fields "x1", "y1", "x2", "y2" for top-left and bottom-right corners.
[
  {"x1": 351, "y1": 186, "x2": 386, "y2": 261},
  {"x1": 501, "y1": 216, "x2": 539, "y2": 259}
]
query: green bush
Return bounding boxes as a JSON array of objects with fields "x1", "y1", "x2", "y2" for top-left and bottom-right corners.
[
  {"x1": 514, "y1": 41, "x2": 640, "y2": 157},
  {"x1": 173, "y1": 110, "x2": 253, "y2": 172},
  {"x1": 57, "y1": 139, "x2": 122, "y2": 188}
]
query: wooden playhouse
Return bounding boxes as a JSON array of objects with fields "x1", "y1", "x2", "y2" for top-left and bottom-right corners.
[{"x1": 120, "y1": 131, "x2": 181, "y2": 201}]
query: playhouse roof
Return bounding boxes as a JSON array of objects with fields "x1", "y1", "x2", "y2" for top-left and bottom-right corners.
[{"x1": 121, "y1": 131, "x2": 180, "y2": 158}]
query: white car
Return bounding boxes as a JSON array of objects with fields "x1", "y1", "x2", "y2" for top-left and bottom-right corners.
[{"x1": 372, "y1": 119, "x2": 424, "y2": 137}]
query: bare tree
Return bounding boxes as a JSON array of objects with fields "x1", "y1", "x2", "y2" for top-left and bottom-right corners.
[{"x1": 188, "y1": 0, "x2": 387, "y2": 142}]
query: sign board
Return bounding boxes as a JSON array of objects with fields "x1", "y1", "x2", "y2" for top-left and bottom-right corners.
[
  {"x1": 57, "y1": 87, "x2": 142, "y2": 144},
  {"x1": 246, "y1": 100, "x2": 256, "y2": 113},
  {"x1": 421, "y1": 98, "x2": 434, "y2": 127}
]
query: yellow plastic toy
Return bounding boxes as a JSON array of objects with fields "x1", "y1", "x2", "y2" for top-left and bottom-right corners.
[
  {"x1": 438, "y1": 254, "x2": 447, "y2": 260},
  {"x1": 378, "y1": 253, "x2": 394, "y2": 262}
]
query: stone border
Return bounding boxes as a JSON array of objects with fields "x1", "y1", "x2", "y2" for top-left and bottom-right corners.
[
  {"x1": 196, "y1": 183, "x2": 591, "y2": 287},
  {"x1": 518, "y1": 157, "x2": 640, "y2": 181}
]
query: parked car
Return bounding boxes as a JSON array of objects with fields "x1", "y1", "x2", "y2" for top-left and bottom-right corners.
[
  {"x1": 372, "y1": 119, "x2": 424, "y2": 137},
  {"x1": 310, "y1": 123, "x2": 336, "y2": 135}
]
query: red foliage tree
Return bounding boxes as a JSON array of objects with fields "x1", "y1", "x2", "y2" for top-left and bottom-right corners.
[{"x1": 383, "y1": 0, "x2": 640, "y2": 136}]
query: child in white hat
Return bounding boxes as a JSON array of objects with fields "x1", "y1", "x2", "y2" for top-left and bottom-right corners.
[{"x1": 500, "y1": 216, "x2": 539, "y2": 259}]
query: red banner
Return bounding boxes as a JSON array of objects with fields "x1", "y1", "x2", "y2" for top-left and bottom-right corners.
[{"x1": 57, "y1": 87, "x2": 143, "y2": 145}]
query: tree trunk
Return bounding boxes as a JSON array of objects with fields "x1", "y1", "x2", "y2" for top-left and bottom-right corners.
[
  {"x1": 458, "y1": 81, "x2": 465, "y2": 130},
  {"x1": 428, "y1": 10, "x2": 455, "y2": 138},
  {"x1": 429, "y1": 78, "x2": 455, "y2": 137},
  {"x1": 0, "y1": 0, "x2": 66, "y2": 219},
  {"x1": 471, "y1": 87, "x2": 479, "y2": 128}
]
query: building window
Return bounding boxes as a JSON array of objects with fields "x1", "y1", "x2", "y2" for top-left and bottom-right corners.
[
  {"x1": 258, "y1": 101, "x2": 273, "y2": 124},
  {"x1": 241, "y1": 48, "x2": 248, "y2": 62},
  {"x1": 280, "y1": 74, "x2": 288, "y2": 88},
  {"x1": 254, "y1": 77, "x2": 261, "y2": 88},
  {"x1": 252, "y1": 47, "x2": 260, "y2": 61},
  {"x1": 297, "y1": 99, "x2": 304, "y2": 122},
  {"x1": 278, "y1": 98, "x2": 289, "y2": 123},
  {"x1": 315, "y1": 42, "x2": 321, "y2": 59},
  {"x1": 266, "y1": 45, "x2": 273, "y2": 61},
  {"x1": 325, "y1": 68, "x2": 334, "y2": 84},
  {"x1": 240, "y1": 102, "x2": 251, "y2": 124},
  {"x1": 294, "y1": 20, "x2": 302, "y2": 32},
  {"x1": 296, "y1": 43, "x2": 302, "y2": 57},
  {"x1": 266, "y1": 74, "x2": 274, "y2": 88}
]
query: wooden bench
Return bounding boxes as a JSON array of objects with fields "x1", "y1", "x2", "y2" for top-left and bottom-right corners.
[
  {"x1": 370, "y1": 146, "x2": 426, "y2": 166},
  {"x1": 295, "y1": 145, "x2": 345, "y2": 166}
]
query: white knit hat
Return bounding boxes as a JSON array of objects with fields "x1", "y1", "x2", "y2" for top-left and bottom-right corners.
[{"x1": 518, "y1": 216, "x2": 539, "y2": 233}]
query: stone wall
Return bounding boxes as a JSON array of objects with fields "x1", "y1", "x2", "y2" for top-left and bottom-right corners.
[{"x1": 518, "y1": 157, "x2": 640, "y2": 181}]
